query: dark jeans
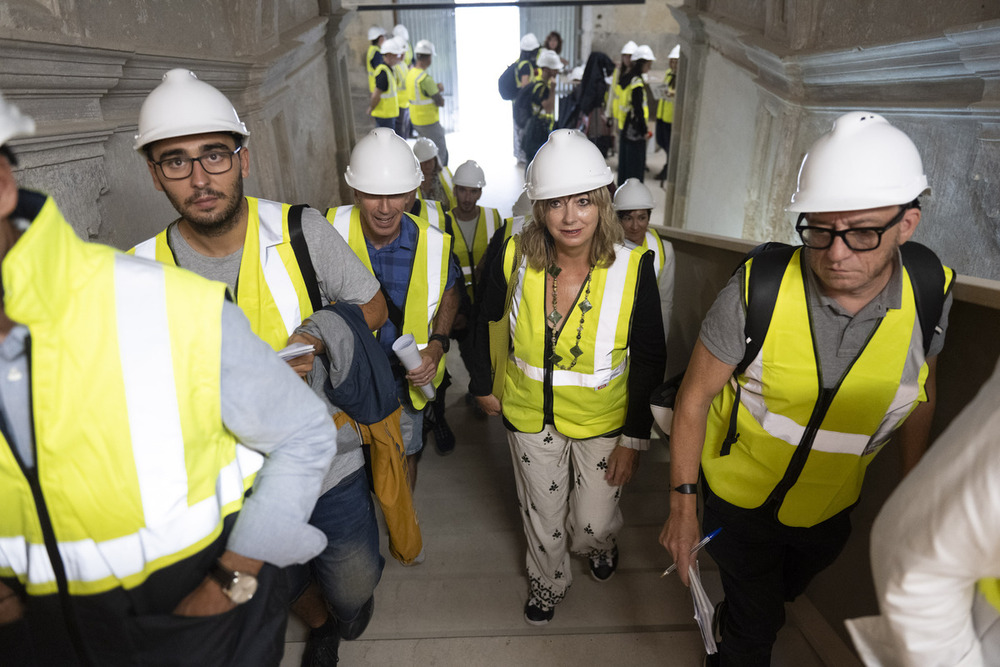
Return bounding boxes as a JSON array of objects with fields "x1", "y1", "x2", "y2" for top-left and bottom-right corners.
[
  {"x1": 374, "y1": 116, "x2": 396, "y2": 130},
  {"x1": 703, "y1": 499, "x2": 852, "y2": 667},
  {"x1": 617, "y1": 134, "x2": 646, "y2": 186}
]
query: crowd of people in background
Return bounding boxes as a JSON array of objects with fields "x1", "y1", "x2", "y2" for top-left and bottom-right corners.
[{"x1": 1, "y1": 16, "x2": 991, "y2": 667}]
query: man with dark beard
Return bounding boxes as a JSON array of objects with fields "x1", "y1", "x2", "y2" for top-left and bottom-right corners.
[{"x1": 132, "y1": 69, "x2": 389, "y2": 667}]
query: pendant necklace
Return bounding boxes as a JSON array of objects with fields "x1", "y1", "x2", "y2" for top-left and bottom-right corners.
[{"x1": 547, "y1": 264, "x2": 594, "y2": 371}]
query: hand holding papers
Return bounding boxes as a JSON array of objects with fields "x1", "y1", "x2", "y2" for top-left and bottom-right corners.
[
  {"x1": 392, "y1": 334, "x2": 435, "y2": 400},
  {"x1": 277, "y1": 342, "x2": 315, "y2": 361}
]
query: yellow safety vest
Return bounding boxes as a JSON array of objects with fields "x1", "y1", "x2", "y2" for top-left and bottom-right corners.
[
  {"x1": 366, "y1": 44, "x2": 381, "y2": 92},
  {"x1": 326, "y1": 206, "x2": 451, "y2": 410},
  {"x1": 131, "y1": 197, "x2": 315, "y2": 352},
  {"x1": 372, "y1": 63, "x2": 399, "y2": 119},
  {"x1": 619, "y1": 76, "x2": 648, "y2": 131},
  {"x1": 406, "y1": 68, "x2": 439, "y2": 126},
  {"x1": 393, "y1": 61, "x2": 410, "y2": 109},
  {"x1": 500, "y1": 240, "x2": 644, "y2": 438},
  {"x1": 640, "y1": 230, "x2": 667, "y2": 280},
  {"x1": 403, "y1": 43, "x2": 414, "y2": 67},
  {"x1": 418, "y1": 167, "x2": 456, "y2": 210},
  {"x1": 502, "y1": 216, "x2": 530, "y2": 241},
  {"x1": 0, "y1": 195, "x2": 243, "y2": 596},
  {"x1": 656, "y1": 71, "x2": 676, "y2": 123},
  {"x1": 703, "y1": 249, "x2": 954, "y2": 527},
  {"x1": 412, "y1": 198, "x2": 449, "y2": 230},
  {"x1": 450, "y1": 206, "x2": 502, "y2": 303}
]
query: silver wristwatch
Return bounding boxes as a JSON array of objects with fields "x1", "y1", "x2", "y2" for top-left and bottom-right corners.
[{"x1": 208, "y1": 560, "x2": 258, "y2": 604}]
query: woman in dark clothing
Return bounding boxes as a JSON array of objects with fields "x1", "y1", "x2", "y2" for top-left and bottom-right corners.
[{"x1": 616, "y1": 44, "x2": 655, "y2": 186}]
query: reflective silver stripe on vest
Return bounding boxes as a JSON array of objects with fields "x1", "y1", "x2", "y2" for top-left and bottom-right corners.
[
  {"x1": 510, "y1": 245, "x2": 632, "y2": 388},
  {"x1": 256, "y1": 199, "x2": 302, "y2": 339},
  {"x1": 411, "y1": 71, "x2": 434, "y2": 105},
  {"x1": 422, "y1": 218, "x2": 446, "y2": 347},
  {"x1": 132, "y1": 237, "x2": 156, "y2": 260},
  {"x1": 736, "y1": 318, "x2": 925, "y2": 456}
]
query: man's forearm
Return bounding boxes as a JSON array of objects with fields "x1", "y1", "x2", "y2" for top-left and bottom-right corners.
[{"x1": 432, "y1": 285, "x2": 459, "y2": 336}]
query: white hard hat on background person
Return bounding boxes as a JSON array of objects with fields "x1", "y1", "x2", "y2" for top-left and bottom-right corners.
[
  {"x1": 520, "y1": 33, "x2": 540, "y2": 51},
  {"x1": 392, "y1": 24, "x2": 409, "y2": 41},
  {"x1": 525, "y1": 129, "x2": 613, "y2": 201},
  {"x1": 345, "y1": 128, "x2": 423, "y2": 195},
  {"x1": 412, "y1": 137, "x2": 439, "y2": 163},
  {"x1": 511, "y1": 190, "x2": 532, "y2": 218},
  {"x1": 633, "y1": 45, "x2": 656, "y2": 62},
  {"x1": 453, "y1": 160, "x2": 486, "y2": 188},
  {"x1": 134, "y1": 69, "x2": 249, "y2": 152},
  {"x1": 536, "y1": 49, "x2": 564, "y2": 72},
  {"x1": 381, "y1": 37, "x2": 405, "y2": 56},
  {"x1": 0, "y1": 91, "x2": 36, "y2": 149},
  {"x1": 569, "y1": 66, "x2": 584, "y2": 83},
  {"x1": 368, "y1": 26, "x2": 386, "y2": 41},
  {"x1": 613, "y1": 178, "x2": 655, "y2": 211},
  {"x1": 621, "y1": 41, "x2": 638, "y2": 55},
  {"x1": 669, "y1": 45, "x2": 681, "y2": 59},
  {"x1": 787, "y1": 111, "x2": 929, "y2": 213},
  {"x1": 414, "y1": 40, "x2": 436, "y2": 56}
]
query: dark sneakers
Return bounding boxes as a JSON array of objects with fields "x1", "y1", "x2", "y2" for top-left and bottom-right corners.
[
  {"x1": 523, "y1": 599, "x2": 555, "y2": 626},
  {"x1": 301, "y1": 619, "x2": 340, "y2": 667},
  {"x1": 589, "y1": 547, "x2": 619, "y2": 582}
]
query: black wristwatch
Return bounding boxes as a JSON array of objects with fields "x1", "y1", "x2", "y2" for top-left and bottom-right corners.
[
  {"x1": 209, "y1": 560, "x2": 258, "y2": 604},
  {"x1": 672, "y1": 484, "x2": 698, "y2": 495},
  {"x1": 428, "y1": 333, "x2": 450, "y2": 353}
]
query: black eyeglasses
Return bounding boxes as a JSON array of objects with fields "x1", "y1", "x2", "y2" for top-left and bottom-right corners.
[
  {"x1": 795, "y1": 206, "x2": 907, "y2": 252},
  {"x1": 152, "y1": 146, "x2": 242, "y2": 180}
]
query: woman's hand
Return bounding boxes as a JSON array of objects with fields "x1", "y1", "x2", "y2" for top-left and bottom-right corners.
[
  {"x1": 605, "y1": 445, "x2": 639, "y2": 486},
  {"x1": 475, "y1": 394, "x2": 502, "y2": 416}
]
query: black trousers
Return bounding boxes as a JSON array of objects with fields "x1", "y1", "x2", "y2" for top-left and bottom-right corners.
[
  {"x1": 702, "y1": 496, "x2": 852, "y2": 667},
  {"x1": 617, "y1": 133, "x2": 646, "y2": 185}
]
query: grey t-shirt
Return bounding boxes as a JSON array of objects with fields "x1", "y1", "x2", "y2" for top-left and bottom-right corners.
[
  {"x1": 700, "y1": 251, "x2": 951, "y2": 388},
  {"x1": 167, "y1": 205, "x2": 380, "y2": 307}
]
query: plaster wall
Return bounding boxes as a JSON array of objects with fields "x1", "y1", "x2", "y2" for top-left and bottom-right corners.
[{"x1": 587, "y1": 2, "x2": 682, "y2": 61}]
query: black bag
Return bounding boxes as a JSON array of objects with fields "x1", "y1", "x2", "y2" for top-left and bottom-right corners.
[
  {"x1": 498, "y1": 61, "x2": 519, "y2": 100},
  {"x1": 513, "y1": 82, "x2": 537, "y2": 128}
]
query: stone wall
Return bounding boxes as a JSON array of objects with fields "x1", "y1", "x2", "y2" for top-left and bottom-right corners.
[
  {"x1": 667, "y1": 1, "x2": 1000, "y2": 281},
  {"x1": 1, "y1": 0, "x2": 362, "y2": 250}
]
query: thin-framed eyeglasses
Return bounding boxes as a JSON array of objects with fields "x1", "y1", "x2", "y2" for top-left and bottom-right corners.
[
  {"x1": 795, "y1": 206, "x2": 907, "y2": 252},
  {"x1": 152, "y1": 146, "x2": 242, "y2": 181}
]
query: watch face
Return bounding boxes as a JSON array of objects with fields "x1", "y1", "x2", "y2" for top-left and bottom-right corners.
[{"x1": 226, "y1": 572, "x2": 258, "y2": 604}]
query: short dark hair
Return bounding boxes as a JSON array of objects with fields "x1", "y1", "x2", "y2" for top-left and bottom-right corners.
[{"x1": 0, "y1": 145, "x2": 18, "y2": 167}]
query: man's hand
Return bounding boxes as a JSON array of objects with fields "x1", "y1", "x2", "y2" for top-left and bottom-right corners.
[
  {"x1": 285, "y1": 332, "x2": 323, "y2": 378},
  {"x1": 475, "y1": 394, "x2": 501, "y2": 416},
  {"x1": 173, "y1": 551, "x2": 263, "y2": 617},
  {"x1": 605, "y1": 446, "x2": 639, "y2": 486},
  {"x1": 406, "y1": 343, "x2": 443, "y2": 388},
  {"x1": 0, "y1": 580, "x2": 24, "y2": 625},
  {"x1": 659, "y1": 503, "x2": 701, "y2": 587}
]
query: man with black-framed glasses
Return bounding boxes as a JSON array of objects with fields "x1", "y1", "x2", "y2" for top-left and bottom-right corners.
[
  {"x1": 659, "y1": 112, "x2": 954, "y2": 667},
  {"x1": 131, "y1": 69, "x2": 390, "y2": 667}
]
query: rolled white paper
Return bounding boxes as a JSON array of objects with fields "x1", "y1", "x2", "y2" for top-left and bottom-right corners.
[{"x1": 391, "y1": 333, "x2": 436, "y2": 400}]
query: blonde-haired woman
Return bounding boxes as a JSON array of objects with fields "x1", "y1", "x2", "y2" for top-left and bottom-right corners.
[{"x1": 472, "y1": 130, "x2": 665, "y2": 625}]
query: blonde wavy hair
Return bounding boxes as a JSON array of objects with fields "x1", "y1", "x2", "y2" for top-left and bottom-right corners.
[{"x1": 520, "y1": 186, "x2": 622, "y2": 270}]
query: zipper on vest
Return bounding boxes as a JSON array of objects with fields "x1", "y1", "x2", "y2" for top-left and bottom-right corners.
[{"x1": 543, "y1": 332, "x2": 555, "y2": 425}]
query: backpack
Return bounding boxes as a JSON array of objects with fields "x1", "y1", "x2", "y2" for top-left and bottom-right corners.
[
  {"x1": 650, "y1": 241, "x2": 951, "y2": 435},
  {"x1": 498, "y1": 61, "x2": 520, "y2": 100},
  {"x1": 513, "y1": 81, "x2": 538, "y2": 128}
]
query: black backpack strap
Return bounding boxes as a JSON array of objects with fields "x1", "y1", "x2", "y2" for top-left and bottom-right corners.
[
  {"x1": 738, "y1": 244, "x2": 797, "y2": 376},
  {"x1": 380, "y1": 284, "x2": 405, "y2": 334},
  {"x1": 900, "y1": 241, "x2": 949, "y2": 357},
  {"x1": 287, "y1": 204, "x2": 322, "y2": 314}
]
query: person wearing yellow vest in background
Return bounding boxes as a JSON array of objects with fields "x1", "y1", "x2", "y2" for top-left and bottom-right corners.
[
  {"x1": 129, "y1": 69, "x2": 388, "y2": 667},
  {"x1": 471, "y1": 130, "x2": 665, "y2": 626},
  {"x1": 370, "y1": 37, "x2": 403, "y2": 132},
  {"x1": 605, "y1": 40, "x2": 636, "y2": 154},
  {"x1": 0, "y1": 91, "x2": 338, "y2": 666},
  {"x1": 326, "y1": 128, "x2": 460, "y2": 494},
  {"x1": 520, "y1": 49, "x2": 562, "y2": 167},
  {"x1": 365, "y1": 26, "x2": 386, "y2": 93},
  {"x1": 406, "y1": 40, "x2": 449, "y2": 166},
  {"x1": 846, "y1": 354, "x2": 1000, "y2": 666},
  {"x1": 512, "y1": 32, "x2": 541, "y2": 165},
  {"x1": 617, "y1": 44, "x2": 654, "y2": 186},
  {"x1": 613, "y1": 178, "x2": 675, "y2": 346},
  {"x1": 654, "y1": 45, "x2": 680, "y2": 182},
  {"x1": 413, "y1": 136, "x2": 456, "y2": 210},
  {"x1": 659, "y1": 112, "x2": 953, "y2": 667},
  {"x1": 391, "y1": 25, "x2": 412, "y2": 140}
]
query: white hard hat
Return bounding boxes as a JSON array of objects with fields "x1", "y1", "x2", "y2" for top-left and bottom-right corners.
[
  {"x1": 511, "y1": 190, "x2": 532, "y2": 218},
  {"x1": 613, "y1": 178, "x2": 655, "y2": 211},
  {"x1": 381, "y1": 37, "x2": 405, "y2": 56},
  {"x1": 787, "y1": 112, "x2": 929, "y2": 213},
  {"x1": 669, "y1": 45, "x2": 681, "y2": 59},
  {"x1": 525, "y1": 129, "x2": 613, "y2": 201},
  {"x1": 134, "y1": 69, "x2": 249, "y2": 152},
  {"x1": 368, "y1": 26, "x2": 386, "y2": 41},
  {"x1": 536, "y1": 49, "x2": 564, "y2": 72},
  {"x1": 412, "y1": 137, "x2": 439, "y2": 163},
  {"x1": 0, "y1": 91, "x2": 36, "y2": 149},
  {"x1": 346, "y1": 128, "x2": 423, "y2": 195},
  {"x1": 633, "y1": 45, "x2": 656, "y2": 62},
  {"x1": 414, "y1": 39, "x2": 436, "y2": 56},
  {"x1": 520, "y1": 33, "x2": 540, "y2": 51},
  {"x1": 569, "y1": 66, "x2": 584, "y2": 83},
  {"x1": 453, "y1": 160, "x2": 486, "y2": 188},
  {"x1": 392, "y1": 24, "x2": 409, "y2": 41},
  {"x1": 621, "y1": 40, "x2": 638, "y2": 55}
]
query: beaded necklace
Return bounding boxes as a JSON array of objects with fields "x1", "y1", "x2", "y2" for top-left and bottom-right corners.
[{"x1": 546, "y1": 264, "x2": 594, "y2": 370}]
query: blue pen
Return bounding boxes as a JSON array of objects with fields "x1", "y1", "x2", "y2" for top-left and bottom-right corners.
[{"x1": 661, "y1": 527, "x2": 722, "y2": 577}]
